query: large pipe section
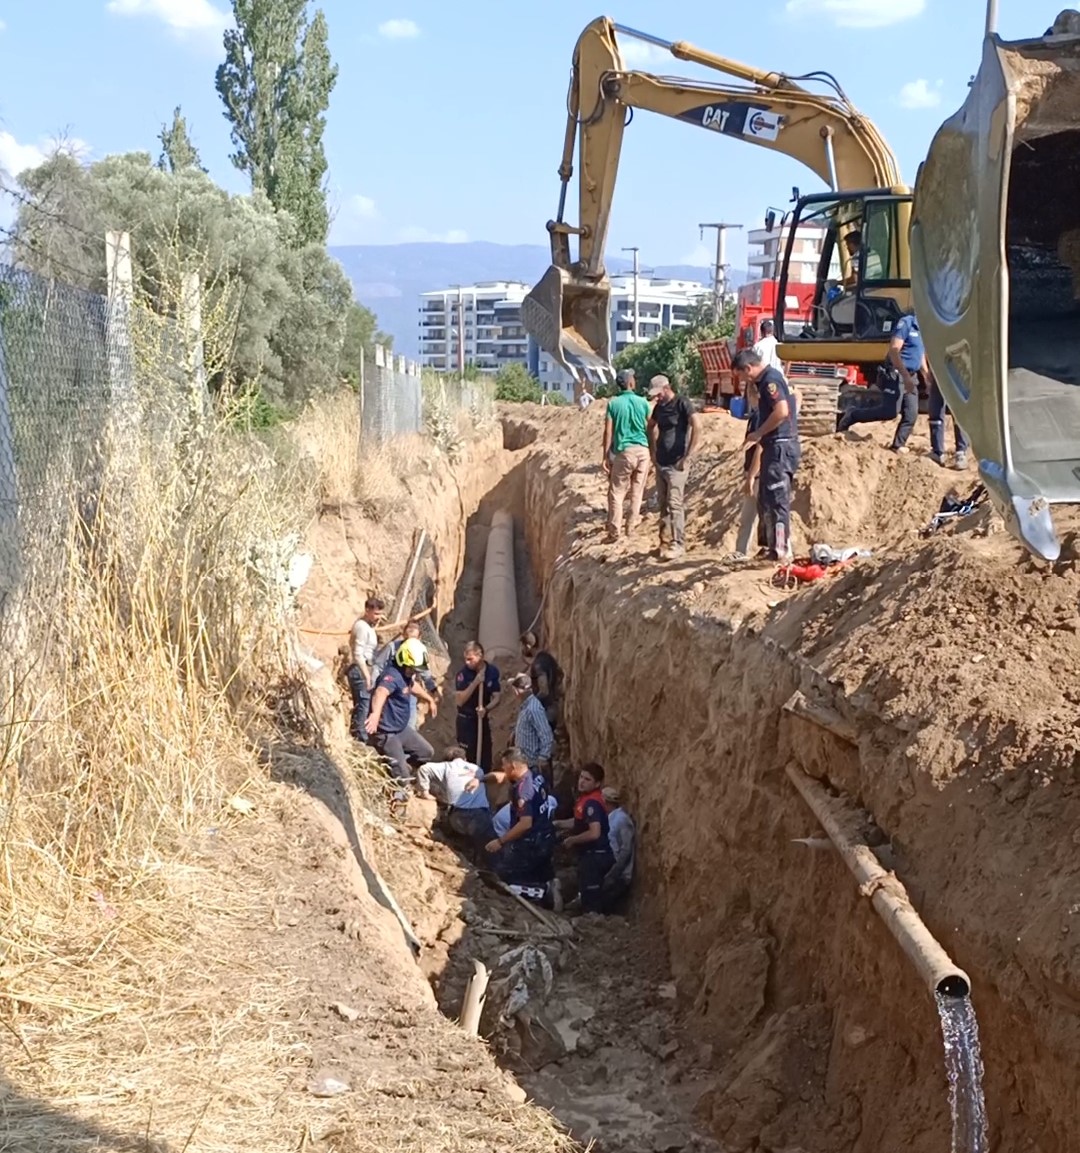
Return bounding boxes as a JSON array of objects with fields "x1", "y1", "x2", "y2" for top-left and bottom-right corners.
[
  {"x1": 477, "y1": 509, "x2": 520, "y2": 665},
  {"x1": 785, "y1": 764, "x2": 972, "y2": 999}
]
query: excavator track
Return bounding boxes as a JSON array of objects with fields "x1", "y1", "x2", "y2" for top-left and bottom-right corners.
[{"x1": 791, "y1": 379, "x2": 840, "y2": 438}]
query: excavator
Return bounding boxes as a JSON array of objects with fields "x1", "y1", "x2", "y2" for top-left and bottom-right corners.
[
  {"x1": 526, "y1": 13, "x2": 1080, "y2": 560},
  {"x1": 521, "y1": 17, "x2": 913, "y2": 435}
]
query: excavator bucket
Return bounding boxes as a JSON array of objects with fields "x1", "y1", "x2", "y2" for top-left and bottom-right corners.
[
  {"x1": 911, "y1": 12, "x2": 1080, "y2": 561},
  {"x1": 522, "y1": 266, "x2": 614, "y2": 387}
]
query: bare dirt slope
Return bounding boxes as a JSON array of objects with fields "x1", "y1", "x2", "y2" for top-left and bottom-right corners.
[{"x1": 510, "y1": 403, "x2": 1080, "y2": 1152}]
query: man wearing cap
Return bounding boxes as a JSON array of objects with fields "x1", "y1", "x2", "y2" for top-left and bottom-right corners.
[
  {"x1": 602, "y1": 785, "x2": 636, "y2": 909},
  {"x1": 602, "y1": 368, "x2": 651, "y2": 542},
  {"x1": 647, "y1": 374, "x2": 700, "y2": 560},
  {"x1": 733, "y1": 348, "x2": 801, "y2": 564},
  {"x1": 508, "y1": 672, "x2": 554, "y2": 785},
  {"x1": 364, "y1": 639, "x2": 436, "y2": 788}
]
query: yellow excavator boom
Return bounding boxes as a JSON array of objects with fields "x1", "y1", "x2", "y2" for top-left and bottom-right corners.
[{"x1": 522, "y1": 16, "x2": 904, "y2": 384}]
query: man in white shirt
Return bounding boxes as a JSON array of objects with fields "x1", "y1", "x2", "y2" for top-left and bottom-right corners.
[
  {"x1": 415, "y1": 746, "x2": 496, "y2": 848},
  {"x1": 347, "y1": 598, "x2": 384, "y2": 742},
  {"x1": 752, "y1": 319, "x2": 783, "y2": 371},
  {"x1": 579, "y1": 387, "x2": 595, "y2": 410},
  {"x1": 601, "y1": 785, "x2": 636, "y2": 908}
]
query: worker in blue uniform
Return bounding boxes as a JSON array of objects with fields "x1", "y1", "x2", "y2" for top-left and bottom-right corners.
[{"x1": 733, "y1": 348, "x2": 801, "y2": 564}]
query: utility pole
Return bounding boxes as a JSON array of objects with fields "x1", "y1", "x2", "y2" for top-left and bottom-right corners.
[
  {"x1": 621, "y1": 246, "x2": 640, "y2": 344},
  {"x1": 698, "y1": 222, "x2": 742, "y2": 323}
]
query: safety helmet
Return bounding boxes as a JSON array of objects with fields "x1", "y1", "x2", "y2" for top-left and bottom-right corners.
[{"x1": 395, "y1": 637, "x2": 428, "y2": 670}]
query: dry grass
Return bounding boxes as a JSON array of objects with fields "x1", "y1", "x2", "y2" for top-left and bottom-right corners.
[
  {"x1": 0, "y1": 269, "x2": 577, "y2": 1150},
  {"x1": 287, "y1": 390, "x2": 435, "y2": 521}
]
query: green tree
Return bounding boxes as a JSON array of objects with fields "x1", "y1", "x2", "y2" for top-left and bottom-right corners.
[
  {"x1": 494, "y1": 362, "x2": 542, "y2": 403},
  {"x1": 216, "y1": 0, "x2": 338, "y2": 244},
  {"x1": 612, "y1": 304, "x2": 735, "y2": 397},
  {"x1": 158, "y1": 106, "x2": 204, "y2": 174},
  {"x1": 340, "y1": 302, "x2": 391, "y2": 389},
  {"x1": 12, "y1": 151, "x2": 353, "y2": 407}
]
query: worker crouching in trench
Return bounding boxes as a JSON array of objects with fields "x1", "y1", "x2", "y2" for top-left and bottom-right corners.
[{"x1": 555, "y1": 763, "x2": 615, "y2": 914}]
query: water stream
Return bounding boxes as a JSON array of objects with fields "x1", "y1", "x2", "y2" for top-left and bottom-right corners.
[{"x1": 936, "y1": 993, "x2": 990, "y2": 1153}]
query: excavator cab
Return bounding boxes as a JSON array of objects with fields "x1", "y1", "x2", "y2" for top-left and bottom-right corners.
[{"x1": 775, "y1": 189, "x2": 913, "y2": 369}]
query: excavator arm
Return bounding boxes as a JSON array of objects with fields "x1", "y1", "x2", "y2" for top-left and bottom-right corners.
[{"x1": 523, "y1": 17, "x2": 903, "y2": 383}]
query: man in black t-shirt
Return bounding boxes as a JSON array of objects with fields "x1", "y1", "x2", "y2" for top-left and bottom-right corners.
[
  {"x1": 733, "y1": 349, "x2": 801, "y2": 563},
  {"x1": 646, "y1": 374, "x2": 701, "y2": 559}
]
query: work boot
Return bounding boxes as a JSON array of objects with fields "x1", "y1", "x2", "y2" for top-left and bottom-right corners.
[
  {"x1": 662, "y1": 543, "x2": 685, "y2": 560},
  {"x1": 927, "y1": 451, "x2": 944, "y2": 466},
  {"x1": 954, "y1": 452, "x2": 968, "y2": 470}
]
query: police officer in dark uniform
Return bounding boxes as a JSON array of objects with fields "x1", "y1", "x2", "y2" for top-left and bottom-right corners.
[
  {"x1": 733, "y1": 348, "x2": 801, "y2": 563},
  {"x1": 837, "y1": 310, "x2": 924, "y2": 451}
]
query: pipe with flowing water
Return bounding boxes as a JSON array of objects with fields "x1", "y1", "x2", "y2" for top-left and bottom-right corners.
[{"x1": 786, "y1": 765, "x2": 990, "y2": 1150}]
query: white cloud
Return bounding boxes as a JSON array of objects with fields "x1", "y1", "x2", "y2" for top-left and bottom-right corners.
[
  {"x1": 897, "y1": 78, "x2": 942, "y2": 109},
  {"x1": 399, "y1": 226, "x2": 468, "y2": 244},
  {"x1": 378, "y1": 18, "x2": 419, "y2": 39},
  {"x1": 0, "y1": 132, "x2": 48, "y2": 181},
  {"x1": 618, "y1": 39, "x2": 668, "y2": 68},
  {"x1": 350, "y1": 194, "x2": 378, "y2": 220},
  {"x1": 106, "y1": 0, "x2": 229, "y2": 37},
  {"x1": 678, "y1": 243, "x2": 715, "y2": 267},
  {"x1": 785, "y1": 0, "x2": 924, "y2": 28}
]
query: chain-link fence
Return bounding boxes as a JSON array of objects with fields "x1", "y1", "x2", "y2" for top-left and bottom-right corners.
[
  {"x1": 0, "y1": 263, "x2": 131, "y2": 641},
  {"x1": 360, "y1": 344, "x2": 495, "y2": 445}
]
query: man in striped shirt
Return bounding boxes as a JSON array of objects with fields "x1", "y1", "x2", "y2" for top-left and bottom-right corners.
[{"x1": 508, "y1": 673, "x2": 554, "y2": 782}]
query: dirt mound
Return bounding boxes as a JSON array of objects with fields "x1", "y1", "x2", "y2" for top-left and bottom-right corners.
[{"x1": 514, "y1": 404, "x2": 1080, "y2": 1151}]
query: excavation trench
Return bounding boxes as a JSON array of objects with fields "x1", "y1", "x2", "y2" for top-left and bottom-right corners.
[
  {"x1": 318, "y1": 411, "x2": 1080, "y2": 1153},
  {"x1": 377, "y1": 418, "x2": 971, "y2": 1153}
]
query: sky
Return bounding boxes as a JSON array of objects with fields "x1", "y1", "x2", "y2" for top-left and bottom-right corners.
[{"x1": 0, "y1": 0, "x2": 1056, "y2": 270}]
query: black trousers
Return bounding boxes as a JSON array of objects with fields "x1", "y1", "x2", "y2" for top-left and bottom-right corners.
[
  {"x1": 372, "y1": 726, "x2": 433, "y2": 782},
  {"x1": 446, "y1": 806, "x2": 497, "y2": 848},
  {"x1": 757, "y1": 440, "x2": 798, "y2": 560},
  {"x1": 456, "y1": 711, "x2": 493, "y2": 773},
  {"x1": 578, "y1": 847, "x2": 616, "y2": 914},
  {"x1": 491, "y1": 829, "x2": 556, "y2": 886}
]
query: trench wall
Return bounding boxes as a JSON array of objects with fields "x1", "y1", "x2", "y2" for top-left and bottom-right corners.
[{"x1": 511, "y1": 414, "x2": 1079, "y2": 1153}]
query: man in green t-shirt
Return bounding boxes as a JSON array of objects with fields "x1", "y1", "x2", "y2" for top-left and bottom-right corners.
[{"x1": 602, "y1": 368, "x2": 652, "y2": 541}]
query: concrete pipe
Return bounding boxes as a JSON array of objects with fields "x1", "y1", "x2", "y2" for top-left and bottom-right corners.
[
  {"x1": 477, "y1": 509, "x2": 521, "y2": 666},
  {"x1": 786, "y1": 764, "x2": 972, "y2": 1000}
]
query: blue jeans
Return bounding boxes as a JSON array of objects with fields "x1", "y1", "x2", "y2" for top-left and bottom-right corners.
[
  {"x1": 345, "y1": 665, "x2": 371, "y2": 742},
  {"x1": 929, "y1": 381, "x2": 970, "y2": 457}
]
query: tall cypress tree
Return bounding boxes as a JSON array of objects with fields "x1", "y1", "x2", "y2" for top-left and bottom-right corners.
[{"x1": 215, "y1": 0, "x2": 338, "y2": 244}]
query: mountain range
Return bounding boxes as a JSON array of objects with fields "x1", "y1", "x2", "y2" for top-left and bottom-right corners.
[{"x1": 329, "y1": 241, "x2": 748, "y2": 358}]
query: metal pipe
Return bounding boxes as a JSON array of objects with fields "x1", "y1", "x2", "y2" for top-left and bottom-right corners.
[
  {"x1": 459, "y1": 958, "x2": 490, "y2": 1036},
  {"x1": 477, "y1": 509, "x2": 521, "y2": 665},
  {"x1": 822, "y1": 127, "x2": 839, "y2": 191},
  {"x1": 785, "y1": 764, "x2": 971, "y2": 999},
  {"x1": 985, "y1": 0, "x2": 998, "y2": 36}
]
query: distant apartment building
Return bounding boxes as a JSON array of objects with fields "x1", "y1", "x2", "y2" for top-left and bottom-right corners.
[
  {"x1": 746, "y1": 220, "x2": 827, "y2": 282},
  {"x1": 418, "y1": 274, "x2": 710, "y2": 392},
  {"x1": 532, "y1": 274, "x2": 710, "y2": 396},
  {"x1": 417, "y1": 282, "x2": 530, "y2": 375}
]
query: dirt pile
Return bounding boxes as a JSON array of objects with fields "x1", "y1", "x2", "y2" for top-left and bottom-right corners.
[{"x1": 511, "y1": 404, "x2": 1080, "y2": 1151}]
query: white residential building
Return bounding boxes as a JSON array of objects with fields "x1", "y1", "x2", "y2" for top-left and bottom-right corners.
[
  {"x1": 418, "y1": 274, "x2": 710, "y2": 392},
  {"x1": 417, "y1": 282, "x2": 531, "y2": 375},
  {"x1": 534, "y1": 274, "x2": 710, "y2": 396},
  {"x1": 746, "y1": 220, "x2": 827, "y2": 282}
]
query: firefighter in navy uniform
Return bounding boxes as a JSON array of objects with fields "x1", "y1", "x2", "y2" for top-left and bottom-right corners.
[{"x1": 732, "y1": 348, "x2": 801, "y2": 564}]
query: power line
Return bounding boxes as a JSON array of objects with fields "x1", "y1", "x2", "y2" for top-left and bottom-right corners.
[
  {"x1": 0, "y1": 182, "x2": 103, "y2": 245},
  {"x1": 0, "y1": 223, "x2": 99, "y2": 287}
]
